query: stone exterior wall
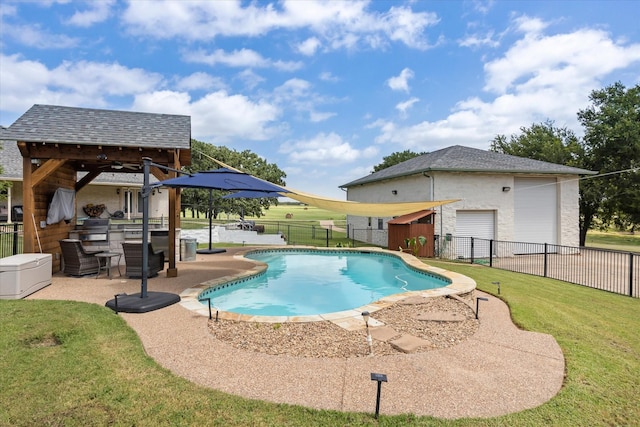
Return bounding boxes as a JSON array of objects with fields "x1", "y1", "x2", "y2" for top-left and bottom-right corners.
[
  {"x1": 557, "y1": 176, "x2": 580, "y2": 247},
  {"x1": 345, "y1": 171, "x2": 581, "y2": 248}
]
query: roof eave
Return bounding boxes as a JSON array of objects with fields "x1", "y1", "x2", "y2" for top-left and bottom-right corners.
[{"x1": 341, "y1": 166, "x2": 597, "y2": 188}]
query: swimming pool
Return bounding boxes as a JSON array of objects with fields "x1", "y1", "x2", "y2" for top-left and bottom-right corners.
[{"x1": 197, "y1": 249, "x2": 451, "y2": 316}]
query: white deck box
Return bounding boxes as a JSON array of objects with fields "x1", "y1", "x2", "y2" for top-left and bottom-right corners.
[{"x1": 0, "y1": 253, "x2": 52, "y2": 299}]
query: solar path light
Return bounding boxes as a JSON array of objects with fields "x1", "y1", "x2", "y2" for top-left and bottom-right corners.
[
  {"x1": 362, "y1": 311, "x2": 373, "y2": 355},
  {"x1": 492, "y1": 281, "x2": 501, "y2": 294},
  {"x1": 370, "y1": 373, "x2": 388, "y2": 419},
  {"x1": 476, "y1": 296, "x2": 489, "y2": 319}
]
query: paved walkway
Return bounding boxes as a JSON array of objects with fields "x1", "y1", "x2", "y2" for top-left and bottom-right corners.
[
  {"x1": 319, "y1": 219, "x2": 346, "y2": 233},
  {"x1": 28, "y1": 247, "x2": 565, "y2": 419}
]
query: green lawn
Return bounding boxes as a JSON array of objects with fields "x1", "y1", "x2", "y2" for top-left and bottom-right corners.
[
  {"x1": 2, "y1": 256, "x2": 639, "y2": 425},
  {"x1": 585, "y1": 230, "x2": 640, "y2": 252},
  {"x1": 181, "y1": 204, "x2": 345, "y2": 225}
]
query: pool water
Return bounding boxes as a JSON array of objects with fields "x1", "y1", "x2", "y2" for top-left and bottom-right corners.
[{"x1": 198, "y1": 250, "x2": 449, "y2": 316}]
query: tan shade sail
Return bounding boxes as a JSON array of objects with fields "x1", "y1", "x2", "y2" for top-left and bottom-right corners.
[
  {"x1": 209, "y1": 156, "x2": 460, "y2": 217},
  {"x1": 284, "y1": 190, "x2": 459, "y2": 217}
]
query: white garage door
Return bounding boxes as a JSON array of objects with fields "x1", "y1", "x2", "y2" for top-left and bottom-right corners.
[
  {"x1": 514, "y1": 178, "x2": 557, "y2": 248},
  {"x1": 455, "y1": 210, "x2": 495, "y2": 258}
]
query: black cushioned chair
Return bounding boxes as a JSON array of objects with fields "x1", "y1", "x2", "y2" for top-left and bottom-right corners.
[
  {"x1": 59, "y1": 239, "x2": 103, "y2": 276},
  {"x1": 122, "y1": 242, "x2": 165, "y2": 278}
]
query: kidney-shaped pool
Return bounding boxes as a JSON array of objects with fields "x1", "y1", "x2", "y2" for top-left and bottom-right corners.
[{"x1": 197, "y1": 249, "x2": 452, "y2": 317}]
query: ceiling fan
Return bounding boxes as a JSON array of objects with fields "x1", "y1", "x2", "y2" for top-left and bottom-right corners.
[{"x1": 98, "y1": 161, "x2": 141, "y2": 171}]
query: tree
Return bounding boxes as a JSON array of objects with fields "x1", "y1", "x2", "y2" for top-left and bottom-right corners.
[
  {"x1": 490, "y1": 120, "x2": 584, "y2": 167},
  {"x1": 577, "y1": 82, "x2": 640, "y2": 238},
  {"x1": 372, "y1": 150, "x2": 426, "y2": 173},
  {"x1": 180, "y1": 140, "x2": 287, "y2": 219}
]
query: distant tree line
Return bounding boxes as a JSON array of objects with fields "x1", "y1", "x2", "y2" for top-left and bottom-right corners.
[{"x1": 179, "y1": 140, "x2": 287, "y2": 219}]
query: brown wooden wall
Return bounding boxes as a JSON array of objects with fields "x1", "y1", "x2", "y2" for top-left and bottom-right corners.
[
  {"x1": 30, "y1": 163, "x2": 76, "y2": 272},
  {"x1": 388, "y1": 223, "x2": 435, "y2": 257}
]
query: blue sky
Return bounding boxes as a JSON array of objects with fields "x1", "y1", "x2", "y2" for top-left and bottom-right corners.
[{"x1": 1, "y1": 1, "x2": 639, "y2": 199}]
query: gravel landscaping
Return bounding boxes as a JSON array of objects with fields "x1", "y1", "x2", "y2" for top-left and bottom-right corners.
[{"x1": 208, "y1": 294, "x2": 479, "y2": 358}]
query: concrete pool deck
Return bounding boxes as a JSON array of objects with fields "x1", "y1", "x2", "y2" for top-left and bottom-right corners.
[{"x1": 27, "y1": 246, "x2": 565, "y2": 419}]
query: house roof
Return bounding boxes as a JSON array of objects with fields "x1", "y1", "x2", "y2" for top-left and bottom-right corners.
[
  {"x1": 0, "y1": 140, "x2": 25, "y2": 180},
  {"x1": 2, "y1": 104, "x2": 191, "y2": 150},
  {"x1": 341, "y1": 145, "x2": 596, "y2": 188}
]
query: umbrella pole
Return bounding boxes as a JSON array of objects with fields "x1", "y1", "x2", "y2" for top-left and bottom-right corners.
[
  {"x1": 196, "y1": 189, "x2": 224, "y2": 254},
  {"x1": 208, "y1": 189, "x2": 213, "y2": 250},
  {"x1": 140, "y1": 159, "x2": 150, "y2": 298}
]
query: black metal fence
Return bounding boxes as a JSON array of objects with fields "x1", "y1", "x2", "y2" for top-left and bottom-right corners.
[
  {"x1": 435, "y1": 235, "x2": 640, "y2": 298},
  {"x1": 181, "y1": 219, "x2": 338, "y2": 247},
  {"x1": 4, "y1": 220, "x2": 637, "y2": 298},
  {"x1": 253, "y1": 221, "x2": 334, "y2": 246},
  {"x1": 0, "y1": 223, "x2": 23, "y2": 258}
]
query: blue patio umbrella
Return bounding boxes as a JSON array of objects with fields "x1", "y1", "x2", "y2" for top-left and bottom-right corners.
[
  {"x1": 160, "y1": 168, "x2": 288, "y2": 253},
  {"x1": 159, "y1": 167, "x2": 288, "y2": 193}
]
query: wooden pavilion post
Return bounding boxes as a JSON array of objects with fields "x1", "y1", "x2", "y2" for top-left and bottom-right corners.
[
  {"x1": 167, "y1": 152, "x2": 180, "y2": 277},
  {"x1": 22, "y1": 155, "x2": 35, "y2": 253}
]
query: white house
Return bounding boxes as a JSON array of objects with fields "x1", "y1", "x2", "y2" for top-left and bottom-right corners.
[{"x1": 340, "y1": 145, "x2": 596, "y2": 253}]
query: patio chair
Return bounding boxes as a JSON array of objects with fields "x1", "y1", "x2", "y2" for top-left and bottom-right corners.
[
  {"x1": 122, "y1": 242, "x2": 165, "y2": 278},
  {"x1": 59, "y1": 239, "x2": 104, "y2": 276}
]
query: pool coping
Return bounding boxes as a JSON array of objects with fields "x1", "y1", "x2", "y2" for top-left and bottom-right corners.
[{"x1": 179, "y1": 246, "x2": 476, "y2": 323}]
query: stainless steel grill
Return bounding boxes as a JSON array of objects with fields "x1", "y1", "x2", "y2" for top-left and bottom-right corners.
[{"x1": 75, "y1": 218, "x2": 110, "y2": 243}]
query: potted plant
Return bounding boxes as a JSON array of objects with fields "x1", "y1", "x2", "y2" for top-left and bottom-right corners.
[{"x1": 401, "y1": 236, "x2": 426, "y2": 256}]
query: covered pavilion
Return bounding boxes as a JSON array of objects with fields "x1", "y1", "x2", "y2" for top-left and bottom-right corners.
[{"x1": 1, "y1": 104, "x2": 191, "y2": 276}]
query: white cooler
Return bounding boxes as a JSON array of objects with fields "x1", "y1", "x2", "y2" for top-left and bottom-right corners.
[{"x1": 0, "y1": 253, "x2": 52, "y2": 299}]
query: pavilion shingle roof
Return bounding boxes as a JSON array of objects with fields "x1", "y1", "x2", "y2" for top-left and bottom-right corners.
[
  {"x1": 1, "y1": 104, "x2": 190, "y2": 149},
  {"x1": 341, "y1": 145, "x2": 596, "y2": 188}
]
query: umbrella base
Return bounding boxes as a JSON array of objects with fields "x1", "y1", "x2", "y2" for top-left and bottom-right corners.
[
  {"x1": 105, "y1": 292, "x2": 180, "y2": 313},
  {"x1": 196, "y1": 248, "x2": 227, "y2": 254}
]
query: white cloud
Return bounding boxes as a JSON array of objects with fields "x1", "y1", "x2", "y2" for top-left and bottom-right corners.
[
  {"x1": 0, "y1": 54, "x2": 163, "y2": 118},
  {"x1": 49, "y1": 60, "x2": 163, "y2": 96},
  {"x1": 395, "y1": 97, "x2": 419, "y2": 117},
  {"x1": 176, "y1": 72, "x2": 226, "y2": 91},
  {"x1": 122, "y1": 0, "x2": 438, "y2": 51},
  {"x1": 133, "y1": 90, "x2": 282, "y2": 144},
  {"x1": 236, "y1": 69, "x2": 265, "y2": 90},
  {"x1": 383, "y1": 5, "x2": 439, "y2": 49},
  {"x1": 296, "y1": 37, "x2": 322, "y2": 56},
  {"x1": 279, "y1": 132, "x2": 378, "y2": 165},
  {"x1": 470, "y1": 0, "x2": 495, "y2": 15},
  {"x1": 66, "y1": 0, "x2": 115, "y2": 27},
  {"x1": 273, "y1": 78, "x2": 312, "y2": 99},
  {"x1": 272, "y1": 78, "x2": 340, "y2": 122},
  {"x1": 183, "y1": 48, "x2": 303, "y2": 71},
  {"x1": 373, "y1": 17, "x2": 640, "y2": 151},
  {"x1": 319, "y1": 71, "x2": 339, "y2": 82},
  {"x1": 459, "y1": 30, "x2": 500, "y2": 48},
  {"x1": 0, "y1": 54, "x2": 55, "y2": 116},
  {"x1": 387, "y1": 68, "x2": 414, "y2": 92},
  {"x1": 1, "y1": 22, "x2": 79, "y2": 49},
  {"x1": 484, "y1": 18, "x2": 640, "y2": 94},
  {"x1": 309, "y1": 111, "x2": 336, "y2": 122},
  {"x1": 0, "y1": 3, "x2": 17, "y2": 18}
]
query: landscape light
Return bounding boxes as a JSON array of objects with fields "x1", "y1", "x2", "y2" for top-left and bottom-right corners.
[
  {"x1": 362, "y1": 311, "x2": 373, "y2": 355},
  {"x1": 370, "y1": 372, "x2": 388, "y2": 419}
]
